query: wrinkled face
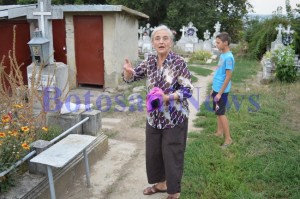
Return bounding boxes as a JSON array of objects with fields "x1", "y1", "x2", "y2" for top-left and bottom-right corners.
[
  {"x1": 215, "y1": 38, "x2": 228, "y2": 52},
  {"x1": 152, "y1": 30, "x2": 172, "y2": 56}
]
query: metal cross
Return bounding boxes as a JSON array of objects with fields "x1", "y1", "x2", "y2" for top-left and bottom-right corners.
[{"x1": 33, "y1": 1, "x2": 51, "y2": 37}]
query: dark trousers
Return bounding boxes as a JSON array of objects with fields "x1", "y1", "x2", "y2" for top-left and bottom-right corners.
[{"x1": 145, "y1": 119, "x2": 188, "y2": 194}]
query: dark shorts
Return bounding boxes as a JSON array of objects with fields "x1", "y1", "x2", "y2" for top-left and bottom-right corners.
[{"x1": 212, "y1": 91, "x2": 228, "y2": 115}]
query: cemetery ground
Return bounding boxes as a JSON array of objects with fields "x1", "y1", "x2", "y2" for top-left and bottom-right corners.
[
  {"x1": 61, "y1": 58, "x2": 299, "y2": 199},
  {"x1": 1, "y1": 58, "x2": 299, "y2": 198}
]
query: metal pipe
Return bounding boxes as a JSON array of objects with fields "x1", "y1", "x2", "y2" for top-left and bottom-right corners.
[
  {"x1": 83, "y1": 149, "x2": 91, "y2": 187},
  {"x1": 0, "y1": 150, "x2": 37, "y2": 177},
  {"x1": 50, "y1": 117, "x2": 90, "y2": 144},
  {"x1": 47, "y1": 165, "x2": 56, "y2": 199}
]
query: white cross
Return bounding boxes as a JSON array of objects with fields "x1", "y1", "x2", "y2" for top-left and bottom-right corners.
[
  {"x1": 214, "y1": 21, "x2": 221, "y2": 32},
  {"x1": 180, "y1": 26, "x2": 186, "y2": 38},
  {"x1": 276, "y1": 24, "x2": 284, "y2": 35},
  {"x1": 188, "y1": 22, "x2": 193, "y2": 29},
  {"x1": 204, "y1": 30, "x2": 211, "y2": 40},
  {"x1": 138, "y1": 26, "x2": 144, "y2": 40},
  {"x1": 33, "y1": 1, "x2": 51, "y2": 37},
  {"x1": 283, "y1": 25, "x2": 294, "y2": 35}
]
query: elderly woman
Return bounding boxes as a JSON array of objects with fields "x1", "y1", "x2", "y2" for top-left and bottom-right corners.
[{"x1": 123, "y1": 25, "x2": 193, "y2": 199}]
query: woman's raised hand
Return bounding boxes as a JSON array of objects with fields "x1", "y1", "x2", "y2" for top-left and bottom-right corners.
[
  {"x1": 123, "y1": 58, "x2": 135, "y2": 80},
  {"x1": 123, "y1": 59, "x2": 134, "y2": 74}
]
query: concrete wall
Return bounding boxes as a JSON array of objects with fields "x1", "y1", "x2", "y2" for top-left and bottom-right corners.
[
  {"x1": 63, "y1": 12, "x2": 139, "y2": 89},
  {"x1": 65, "y1": 14, "x2": 77, "y2": 89},
  {"x1": 103, "y1": 13, "x2": 138, "y2": 89}
]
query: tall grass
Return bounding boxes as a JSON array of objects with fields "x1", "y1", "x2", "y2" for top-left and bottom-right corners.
[
  {"x1": 0, "y1": 26, "x2": 63, "y2": 193},
  {"x1": 182, "y1": 58, "x2": 300, "y2": 198}
]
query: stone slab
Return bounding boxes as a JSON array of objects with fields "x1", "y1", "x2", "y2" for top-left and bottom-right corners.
[{"x1": 30, "y1": 134, "x2": 96, "y2": 168}]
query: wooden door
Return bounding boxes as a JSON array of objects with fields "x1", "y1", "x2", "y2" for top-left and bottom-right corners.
[
  {"x1": 52, "y1": 19, "x2": 67, "y2": 64},
  {"x1": 74, "y1": 15, "x2": 104, "y2": 86},
  {"x1": 0, "y1": 20, "x2": 31, "y2": 86}
]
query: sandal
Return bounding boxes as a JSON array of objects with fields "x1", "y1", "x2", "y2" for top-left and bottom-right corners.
[
  {"x1": 221, "y1": 140, "x2": 233, "y2": 149},
  {"x1": 143, "y1": 184, "x2": 167, "y2": 195}
]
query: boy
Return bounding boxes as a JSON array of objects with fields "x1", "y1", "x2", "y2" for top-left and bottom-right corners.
[{"x1": 211, "y1": 32, "x2": 234, "y2": 148}]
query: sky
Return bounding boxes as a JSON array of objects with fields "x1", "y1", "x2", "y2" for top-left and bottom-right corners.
[{"x1": 249, "y1": 0, "x2": 299, "y2": 15}]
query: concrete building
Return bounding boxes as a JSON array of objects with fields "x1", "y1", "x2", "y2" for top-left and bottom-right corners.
[{"x1": 0, "y1": 2, "x2": 148, "y2": 89}]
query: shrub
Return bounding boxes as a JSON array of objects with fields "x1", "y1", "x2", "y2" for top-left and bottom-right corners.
[
  {"x1": 230, "y1": 40, "x2": 249, "y2": 58},
  {"x1": 272, "y1": 46, "x2": 297, "y2": 83},
  {"x1": 189, "y1": 50, "x2": 212, "y2": 63}
]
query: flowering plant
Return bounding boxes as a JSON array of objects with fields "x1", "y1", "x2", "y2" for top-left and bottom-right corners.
[
  {"x1": 0, "y1": 27, "x2": 61, "y2": 192},
  {"x1": 272, "y1": 45, "x2": 297, "y2": 83},
  {"x1": 0, "y1": 105, "x2": 49, "y2": 172}
]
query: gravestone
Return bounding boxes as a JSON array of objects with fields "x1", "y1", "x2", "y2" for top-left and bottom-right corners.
[
  {"x1": 263, "y1": 24, "x2": 297, "y2": 81},
  {"x1": 27, "y1": 62, "x2": 69, "y2": 112},
  {"x1": 203, "y1": 29, "x2": 212, "y2": 52},
  {"x1": 211, "y1": 21, "x2": 221, "y2": 47},
  {"x1": 137, "y1": 23, "x2": 154, "y2": 56},
  {"x1": 261, "y1": 57, "x2": 274, "y2": 80},
  {"x1": 282, "y1": 24, "x2": 294, "y2": 46},
  {"x1": 271, "y1": 24, "x2": 285, "y2": 52},
  {"x1": 175, "y1": 22, "x2": 200, "y2": 53},
  {"x1": 27, "y1": 0, "x2": 63, "y2": 64},
  {"x1": 138, "y1": 26, "x2": 144, "y2": 53},
  {"x1": 26, "y1": 0, "x2": 68, "y2": 114}
]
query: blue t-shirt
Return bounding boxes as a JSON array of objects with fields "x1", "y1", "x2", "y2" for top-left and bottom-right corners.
[{"x1": 212, "y1": 51, "x2": 234, "y2": 93}]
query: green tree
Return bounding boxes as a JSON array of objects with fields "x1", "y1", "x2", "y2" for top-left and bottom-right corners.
[
  {"x1": 0, "y1": 0, "x2": 17, "y2": 4},
  {"x1": 244, "y1": 16, "x2": 289, "y2": 60},
  {"x1": 287, "y1": 2, "x2": 300, "y2": 54},
  {"x1": 107, "y1": 0, "x2": 252, "y2": 43}
]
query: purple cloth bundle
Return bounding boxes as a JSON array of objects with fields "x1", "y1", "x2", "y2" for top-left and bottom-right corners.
[{"x1": 146, "y1": 87, "x2": 164, "y2": 112}]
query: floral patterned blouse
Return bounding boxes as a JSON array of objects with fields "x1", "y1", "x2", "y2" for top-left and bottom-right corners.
[{"x1": 123, "y1": 51, "x2": 193, "y2": 129}]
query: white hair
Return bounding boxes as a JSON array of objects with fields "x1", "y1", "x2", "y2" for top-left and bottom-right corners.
[{"x1": 151, "y1": 25, "x2": 174, "y2": 42}]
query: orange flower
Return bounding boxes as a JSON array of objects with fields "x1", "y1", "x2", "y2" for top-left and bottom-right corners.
[
  {"x1": 0, "y1": 132, "x2": 6, "y2": 138},
  {"x1": 21, "y1": 142, "x2": 30, "y2": 150},
  {"x1": 1, "y1": 115, "x2": 11, "y2": 123},
  {"x1": 42, "y1": 127, "x2": 48, "y2": 132},
  {"x1": 21, "y1": 126, "x2": 30, "y2": 132},
  {"x1": 13, "y1": 104, "x2": 23, "y2": 108},
  {"x1": 8, "y1": 130, "x2": 18, "y2": 137}
]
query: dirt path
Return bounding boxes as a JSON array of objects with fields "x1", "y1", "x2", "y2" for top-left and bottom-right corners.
[{"x1": 61, "y1": 71, "x2": 213, "y2": 199}]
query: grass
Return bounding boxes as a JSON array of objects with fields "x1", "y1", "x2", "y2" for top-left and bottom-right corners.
[
  {"x1": 182, "y1": 58, "x2": 300, "y2": 198},
  {"x1": 188, "y1": 65, "x2": 213, "y2": 77}
]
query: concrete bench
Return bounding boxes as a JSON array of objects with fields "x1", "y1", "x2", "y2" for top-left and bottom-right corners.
[{"x1": 30, "y1": 134, "x2": 96, "y2": 199}]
